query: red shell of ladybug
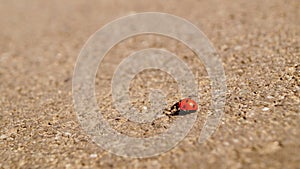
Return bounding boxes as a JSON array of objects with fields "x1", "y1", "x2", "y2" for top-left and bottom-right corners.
[{"x1": 178, "y1": 98, "x2": 198, "y2": 111}]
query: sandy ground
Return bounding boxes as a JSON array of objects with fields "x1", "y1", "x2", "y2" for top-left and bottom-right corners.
[{"x1": 0, "y1": 0, "x2": 299, "y2": 168}]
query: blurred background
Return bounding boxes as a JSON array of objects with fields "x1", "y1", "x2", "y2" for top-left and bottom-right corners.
[{"x1": 0, "y1": 0, "x2": 299, "y2": 168}]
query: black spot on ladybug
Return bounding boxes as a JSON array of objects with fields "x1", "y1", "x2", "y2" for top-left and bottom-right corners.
[
  {"x1": 183, "y1": 105, "x2": 186, "y2": 109},
  {"x1": 186, "y1": 99, "x2": 188, "y2": 103},
  {"x1": 193, "y1": 105, "x2": 195, "y2": 108}
]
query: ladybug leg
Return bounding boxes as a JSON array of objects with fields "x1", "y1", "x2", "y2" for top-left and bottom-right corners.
[
  {"x1": 170, "y1": 102, "x2": 179, "y2": 110},
  {"x1": 169, "y1": 101, "x2": 181, "y2": 116},
  {"x1": 163, "y1": 107, "x2": 174, "y2": 116},
  {"x1": 163, "y1": 102, "x2": 178, "y2": 116},
  {"x1": 164, "y1": 111, "x2": 173, "y2": 118}
]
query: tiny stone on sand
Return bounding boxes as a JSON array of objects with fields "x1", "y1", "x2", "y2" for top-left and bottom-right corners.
[
  {"x1": 262, "y1": 107, "x2": 270, "y2": 111},
  {"x1": 89, "y1": 154, "x2": 97, "y2": 158}
]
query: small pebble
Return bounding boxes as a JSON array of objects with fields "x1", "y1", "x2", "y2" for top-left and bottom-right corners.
[
  {"x1": 262, "y1": 107, "x2": 270, "y2": 111},
  {"x1": 234, "y1": 45, "x2": 242, "y2": 51},
  {"x1": 90, "y1": 154, "x2": 98, "y2": 158},
  {"x1": 64, "y1": 132, "x2": 72, "y2": 137},
  {"x1": 54, "y1": 134, "x2": 60, "y2": 140},
  {"x1": 0, "y1": 134, "x2": 7, "y2": 139}
]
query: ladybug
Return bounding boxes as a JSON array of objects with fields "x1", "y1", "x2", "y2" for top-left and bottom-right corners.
[
  {"x1": 165, "y1": 98, "x2": 198, "y2": 116},
  {"x1": 178, "y1": 98, "x2": 198, "y2": 112}
]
